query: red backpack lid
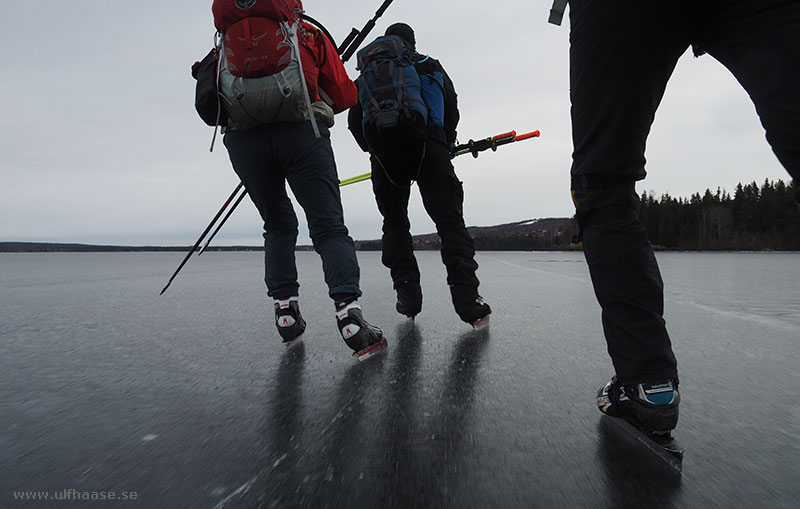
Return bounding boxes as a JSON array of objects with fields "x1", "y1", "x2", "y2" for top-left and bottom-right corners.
[{"x1": 212, "y1": 0, "x2": 303, "y2": 32}]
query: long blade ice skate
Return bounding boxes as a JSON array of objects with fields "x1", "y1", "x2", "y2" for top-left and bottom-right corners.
[
  {"x1": 602, "y1": 414, "x2": 684, "y2": 473},
  {"x1": 282, "y1": 335, "x2": 304, "y2": 348},
  {"x1": 353, "y1": 337, "x2": 388, "y2": 361},
  {"x1": 471, "y1": 315, "x2": 490, "y2": 330}
]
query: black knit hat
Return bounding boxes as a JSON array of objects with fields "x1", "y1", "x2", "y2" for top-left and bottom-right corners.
[{"x1": 385, "y1": 23, "x2": 415, "y2": 49}]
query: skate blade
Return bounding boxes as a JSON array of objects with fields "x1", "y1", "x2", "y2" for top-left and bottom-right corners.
[
  {"x1": 353, "y1": 337, "x2": 388, "y2": 361},
  {"x1": 471, "y1": 315, "x2": 490, "y2": 330},
  {"x1": 282, "y1": 334, "x2": 304, "y2": 349},
  {"x1": 603, "y1": 415, "x2": 684, "y2": 473}
]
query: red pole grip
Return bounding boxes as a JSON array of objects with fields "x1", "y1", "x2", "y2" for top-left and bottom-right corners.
[
  {"x1": 514, "y1": 130, "x2": 540, "y2": 141},
  {"x1": 492, "y1": 130, "x2": 516, "y2": 141}
]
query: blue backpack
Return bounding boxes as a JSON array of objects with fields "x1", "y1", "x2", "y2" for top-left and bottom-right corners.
[
  {"x1": 355, "y1": 35, "x2": 428, "y2": 151},
  {"x1": 416, "y1": 56, "x2": 446, "y2": 129}
]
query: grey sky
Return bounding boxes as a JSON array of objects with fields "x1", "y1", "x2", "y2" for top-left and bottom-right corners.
[{"x1": 0, "y1": 1, "x2": 790, "y2": 246}]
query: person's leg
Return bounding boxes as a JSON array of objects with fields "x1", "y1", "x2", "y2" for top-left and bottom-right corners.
[
  {"x1": 698, "y1": 0, "x2": 800, "y2": 202},
  {"x1": 370, "y1": 154, "x2": 419, "y2": 286},
  {"x1": 223, "y1": 126, "x2": 300, "y2": 299},
  {"x1": 570, "y1": 0, "x2": 690, "y2": 385},
  {"x1": 275, "y1": 121, "x2": 385, "y2": 356},
  {"x1": 371, "y1": 153, "x2": 424, "y2": 318},
  {"x1": 273, "y1": 122, "x2": 361, "y2": 299},
  {"x1": 416, "y1": 142, "x2": 479, "y2": 288},
  {"x1": 416, "y1": 141, "x2": 488, "y2": 324}
]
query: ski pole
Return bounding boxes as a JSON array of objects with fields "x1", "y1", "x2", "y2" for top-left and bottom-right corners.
[
  {"x1": 339, "y1": 0, "x2": 395, "y2": 63},
  {"x1": 338, "y1": 172, "x2": 374, "y2": 187},
  {"x1": 160, "y1": 182, "x2": 244, "y2": 294},
  {"x1": 451, "y1": 129, "x2": 541, "y2": 158},
  {"x1": 198, "y1": 185, "x2": 248, "y2": 255},
  {"x1": 337, "y1": 129, "x2": 541, "y2": 187},
  {"x1": 172, "y1": 0, "x2": 399, "y2": 268}
]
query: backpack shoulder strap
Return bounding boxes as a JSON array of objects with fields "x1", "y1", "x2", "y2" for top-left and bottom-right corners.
[
  {"x1": 285, "y1": 19, "x2": 321, "y2": 138},
  {"x1": 549, "y1": 0, "x2": 568, "y2": 25}
]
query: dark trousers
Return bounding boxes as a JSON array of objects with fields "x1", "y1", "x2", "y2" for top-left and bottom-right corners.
[
  {"x1": 371, "y1": 140, "x2": 480, "y2": 290},
  {"x1": 223, "y1": 121, "x2": 361, "y2": 300},
  {"x1": 569, "y1": 0, "x2": 800, "y2": 384}
]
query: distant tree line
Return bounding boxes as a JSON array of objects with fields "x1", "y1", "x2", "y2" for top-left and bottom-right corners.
[
  {"x1": 358, "y1": 179, "x2": 798, "y2": 252},
  {"x1": 470, "y1": 229, "x2": 577, "y2": 251},
  {"x1": 639, "y1": 179, "x2": 799, "y2": 250},
  {"x1": 355, "y1": 220, "x2": 579, "y2": 252},
  {"x1": 0, "y1": 242, "x2": 264, "y2": 253},
  {"x1": 5, "y1": 180, "x2": 795, "y2": 253}
]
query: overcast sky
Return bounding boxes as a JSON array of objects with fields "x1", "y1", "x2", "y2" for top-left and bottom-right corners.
[{"x1": 1, "y1": 1, "x2": 791, "y2": 246}]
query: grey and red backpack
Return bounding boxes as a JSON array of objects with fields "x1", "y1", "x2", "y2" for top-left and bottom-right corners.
[{"x1": 192, "y1": 0, "x2": 324, "y2": 135}]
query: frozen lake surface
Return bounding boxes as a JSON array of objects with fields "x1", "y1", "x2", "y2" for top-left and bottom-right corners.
[{"x1": 1, "y1": 251, "x2": 799, "y2": 507}]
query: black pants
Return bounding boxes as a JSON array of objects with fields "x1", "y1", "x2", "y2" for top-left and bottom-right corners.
[
  {"x1": 569, "y1": 0, "x2": 800, "y2": 385},
  {"x1": 223, "y1": 121, "x2": 361, "y2": 300},
  {"x1": 371, "y1": 140, "x2": 480, "y2": 290}
]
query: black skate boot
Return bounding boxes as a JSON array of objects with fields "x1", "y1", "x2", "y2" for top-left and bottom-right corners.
[
  {"x1": 336, "y1": 301, "x2": 387, "y2": 361},
  {"x1": 395, "y1": 280, "x2": 422, "y2": 319},
  {"x1": 450, "y1": 284, "x2": 491, "y2": 329},
  {"x1": 274, "y1": 297, "x2": 306, "y2": 345},
  {"x1": 597, "y1": 376, "x2": 680, "y2": 437}
]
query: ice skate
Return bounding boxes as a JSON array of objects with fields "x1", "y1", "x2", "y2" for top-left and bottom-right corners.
[
  {"x1": 336, "y1": 301, "x2": 387, "y2": 361},
  {"x1": 274, "y1": 297, "x2": 306, "y2": 346},
  {"x1": 450, "y1": 285, "x2": 491, "y2": 329},
  {"x1": 598, "y1": 376, "x2": 684, "y2": 470},
  {"x1": 395, "y1": 280, "x2": 422, "y2": 319}
]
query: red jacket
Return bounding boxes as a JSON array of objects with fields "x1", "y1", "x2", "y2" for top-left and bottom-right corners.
[{"x1": 297, "y1": 23, "x2": 358, "y2": 114}]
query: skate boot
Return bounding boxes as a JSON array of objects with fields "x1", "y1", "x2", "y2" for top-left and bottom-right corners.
[
  {"x1": 597, "y1": 376, "x2": 680, "y2": 437},
  {"x1": 274, "y1": 297, "x2": 306, "y2": 345},
  {"x1": 450, "y1": 284, "x2": 491, "y2": 329},
  {"x1": 336, "y1": 301, "x2": 387, "y2": 361},
  {"x1": 395, "y1": 280, "x2": 422, "y2": 319}
]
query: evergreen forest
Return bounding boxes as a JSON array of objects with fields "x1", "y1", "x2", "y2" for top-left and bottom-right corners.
[{"x1": 639, "y1": 179, "x2": 799, "y2": 250}]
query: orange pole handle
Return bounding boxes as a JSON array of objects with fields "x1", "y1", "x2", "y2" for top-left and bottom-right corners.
[
  {"x1": 491, "y1": 130, "x2": 517, "y2": 141},
  {"x1": 514, "y1": 130, "x2": 540, "y2": 141}
]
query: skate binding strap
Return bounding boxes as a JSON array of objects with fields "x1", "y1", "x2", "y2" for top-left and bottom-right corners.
[{"x1": 353, "y1": 337, "x2": 388, "y2": 361}]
